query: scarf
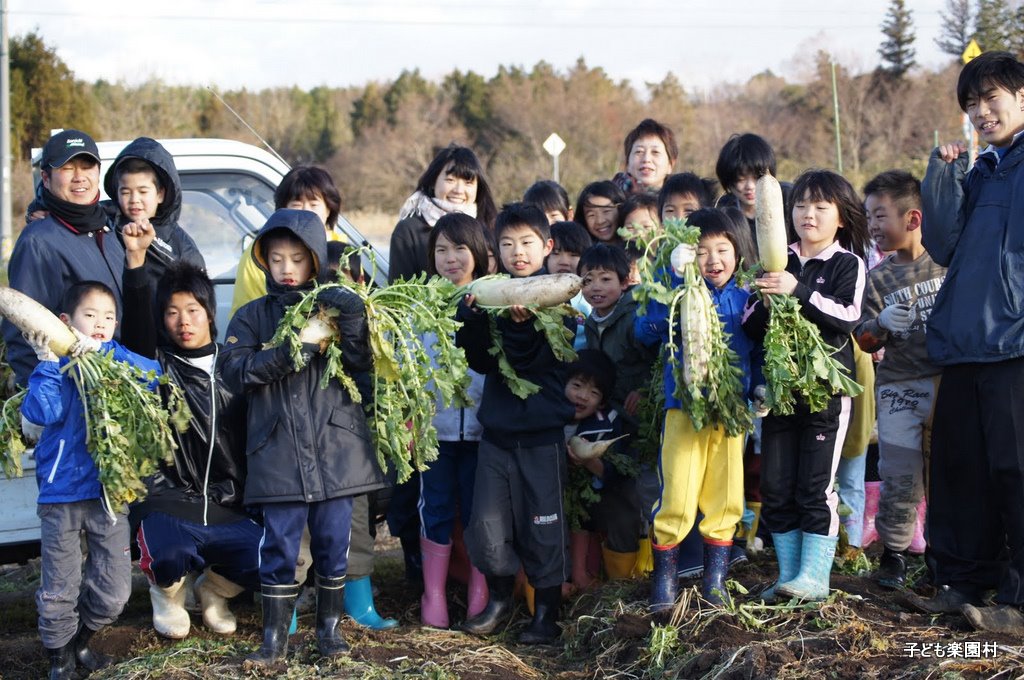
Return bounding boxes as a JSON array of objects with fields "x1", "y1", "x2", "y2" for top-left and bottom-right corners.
[
  {"x1": 398, "y1": 191, "x2": 478, "y2": 227},
  {"x1": 40, "y1": 187, "x2": 109, "y2": 233}
]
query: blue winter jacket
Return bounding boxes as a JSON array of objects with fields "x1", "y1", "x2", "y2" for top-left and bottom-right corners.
[
  {"x1": 635, "y1": 274, "x2": 762, "y2": 410},
  {"x1": 22, "y1": 341, "x2": 161, "y2": 504},
  {"x1": 921, "y1": 139, "x2": 1024, "y2": 365}
]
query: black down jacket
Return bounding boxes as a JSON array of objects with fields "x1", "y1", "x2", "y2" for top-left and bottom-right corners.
[
  {"x1": 220, "y1": 209, "x2": 386, "y2": 505},
  {"x1": 120, "y1": 266, "x2": 249, "y2": 527},
  {"x1": 103, "y1": 137, "x2": 206, "y2": 286}
]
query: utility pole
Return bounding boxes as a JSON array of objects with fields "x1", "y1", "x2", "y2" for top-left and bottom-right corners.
[
  {"x1": 0, "y1": 0, "x2": 11, "y2": 263},
  {"x1": 831, "y1": 60, "x2": 843, "y2": 174}
]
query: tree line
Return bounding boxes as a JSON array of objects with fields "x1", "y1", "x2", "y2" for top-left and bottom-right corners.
[{"x1": 10, "y1": 0, "x2": 1021, "y2": 219}]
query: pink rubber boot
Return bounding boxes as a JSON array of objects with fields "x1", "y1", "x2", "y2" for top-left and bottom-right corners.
[
  {"x1": 862, "y1": 482, "x2": 881, "y2": 548},
  {"x1": 420, "y1": 537, "x2": 451, "y2": 628},
  {"x1": 909, "y1": 496, "x2": 927, "y2": 555},
  {"x1": 467, "y1": 565, "x2": 489, "y2": 619}
]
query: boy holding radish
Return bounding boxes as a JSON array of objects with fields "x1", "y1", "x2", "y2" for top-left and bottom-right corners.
[
  {"x1": 456, "y1": 202, "x2": 575, "y2": 644},
  {"x1": 220, "y1": 209, "x2": 386, "y2": 663},
  {"x1": 915, "y1": 51, "x2": 1024, "y2": 634},
  {"x1": 562, "y1": 349, "x2": 640, "y2": 584},
  {"x1": 22, "y1": 281, "x2": 161, "y2": 680},
  {"x1": 635, "y1": 208, "x2": 761, "y2": 609},
  {"x1": 853, "y1": 171, "x2": 945, "y2": 590}
]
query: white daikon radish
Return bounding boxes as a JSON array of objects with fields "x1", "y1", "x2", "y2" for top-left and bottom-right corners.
[
  {"x1": 568, "y1": 434, "x2": 629, "y2": 460},
  {"x1": 0, "y1": 287, "x2": 77, "y2": 356},
  {"x1": 468, "y1": 274, "x2": 582, "y2": 308},
  {"x1": 755, "y1": 174, "x2": 788, "y2": 272}
]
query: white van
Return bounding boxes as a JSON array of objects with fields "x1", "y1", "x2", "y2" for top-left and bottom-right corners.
[{"x1": 0, "y1": 137, "x2": 388, "y2": 563}]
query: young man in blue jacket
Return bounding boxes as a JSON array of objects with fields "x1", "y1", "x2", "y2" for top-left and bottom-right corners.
[
  {"x1": 22, "y1": 281, "x2": 161, "y2": 680},
  {"x1": 916, "y1": 51, "x2": 1024, "y2": 634}
]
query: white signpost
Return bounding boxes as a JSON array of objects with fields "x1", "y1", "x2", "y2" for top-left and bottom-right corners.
[{"x1": 543, "y1": 132, "x2": 566, "y2": 184}]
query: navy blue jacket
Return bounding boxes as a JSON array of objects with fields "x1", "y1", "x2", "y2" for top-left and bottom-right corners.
[
  {"x1": 3, "y1": 218, "x2": 125, "y2": 385},
  {"x1": 220, "y1": 209, "x2": 386, "y2": 505},
  {"x1": 921, "y1": 139, "x2": 1024, "y2": 364}
]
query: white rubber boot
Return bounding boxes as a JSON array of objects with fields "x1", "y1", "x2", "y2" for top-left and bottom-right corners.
[
  {"x1": 195, "y1": 568, "x2": 245, "y2": 634},
  {"x1": 150, "y1": 578, "x2": 191, "y2": 638}
]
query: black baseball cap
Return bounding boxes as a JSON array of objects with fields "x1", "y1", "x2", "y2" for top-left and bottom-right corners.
[{"x1": 40, "y1": 130, "x2": 100, "y2": 169}]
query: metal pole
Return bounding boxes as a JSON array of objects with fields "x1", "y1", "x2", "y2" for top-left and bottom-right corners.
[
  {"x1": 831, "y1": 60, "x2": 843, "y2": 174},
  {"x1": 0, "y1": 0, "x2": 11, "y2": 263},
  {"x1": 553, "y1": 154, "x2": 559, "y2": 184}
]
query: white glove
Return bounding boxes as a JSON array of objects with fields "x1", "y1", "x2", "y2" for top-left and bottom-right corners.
[
  {"x1": 878, "y1": 303, "x2": 913, "y2": 333},
  {"x1": 297, "y1": 316, "x2": 337, "y2": 348},
  {"x1": 23, "y1": 330, "x2": 56, "y2": 362},
  {"x1": 752, "y1": 385, "x2": 769, "y2": 418},
  {"x1": 21, "y1": 413, "x2": 43, "y2": 444},
  {"x1": 670, "y1": 244, "x2": 697, "y2": 276},
  {"x1": 69, "y1": 327, "x2": 102, "y2": 357}
]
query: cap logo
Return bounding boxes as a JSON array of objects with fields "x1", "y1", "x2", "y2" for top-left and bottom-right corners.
[{"x1": 66, "y1": 138, "x2": 86, "y2": 148}]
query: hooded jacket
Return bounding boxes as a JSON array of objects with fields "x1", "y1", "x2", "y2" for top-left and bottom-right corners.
[
  {"x1": 220, "y1": 209, "x2": 386, "y2": 504},
  {"x1": 921, "y1": 139, "x2": 1024, "y2": 365},
  {"x1": 103, "y1": 137, "x2": 206, "y2": 287},
  {"x1": 120, "y1": 265, "x2": 249, "y2": 526},
  {"x1": 22, "y1": 342, "x2": 161, "y2": 505}
]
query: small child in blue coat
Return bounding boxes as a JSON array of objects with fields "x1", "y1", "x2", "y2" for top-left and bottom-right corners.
[{"x1": 22, "y1": 280, "x2": 161, "y2": 679}]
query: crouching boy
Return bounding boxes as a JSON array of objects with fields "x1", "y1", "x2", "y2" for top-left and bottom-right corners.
[
  {"x1": 457, "y1": 203, "x2": 575, "y2": 644},
  {"x1": 220, "y1": 209, "x2": 386, "y2": 663},
  {"x1": 22, "y1": 281, "x2": 162, "y2": 679}
]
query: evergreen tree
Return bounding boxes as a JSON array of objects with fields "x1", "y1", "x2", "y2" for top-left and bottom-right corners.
[
  {"x1": 975, "y1": 0, "x2": 1012, "y2": 52},
  {"x1": 9, "y1": 31, "x2": 95, "y2": 159},
  {"x1": 878, "y1": 0, "x2": 917, "y2": 78},
  {"x1": 935, "y1": 0, "x2": 974, "y2": 58}
]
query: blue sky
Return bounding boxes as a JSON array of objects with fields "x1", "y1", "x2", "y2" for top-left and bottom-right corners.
[{"x1": 10, "y1": 0, "x2": 956, "y2": 92}]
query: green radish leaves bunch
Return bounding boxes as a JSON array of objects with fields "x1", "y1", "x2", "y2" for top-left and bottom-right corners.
[
  {"x1": 266, "y1": 255, "x2": 471, "y2": 484},
  {"x1": 0, "y1": 388, "x2": 27, "y2": 479},
  {"x1": 466, "y1": 273, "x2": 582, "y2": 399},
  {"x1": 0, "y1": 288, "x2": 189, "y2": 507},
  {"x1": 65, "y1": 351, "x2": 190, "y2": 507},
  {"x1": 755, "y1": 174, "x2": 863, "y2": 414},
  {"x1": 629, "y1": 220, "x2": 752, "y2": 436}
]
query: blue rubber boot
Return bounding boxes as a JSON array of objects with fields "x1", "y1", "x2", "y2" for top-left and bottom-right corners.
[
  {"x1": 762, "y1": 530, "x2": 802, "y2": 602},
  {"x1": 676, "y1": 524, "x2": 704, "y2": 579},
  {"x1": 650, "y1": 543, "x2": 679, "y2": 612},
  {"x1": 775, "y1": 532, "x2": 838, "y2": 601},
  {"x1": 344, "y1": 575, "x2": 399, "y2": 630},
  {"x1": 702, "y1": 540, "x2": 733, "y2": 607},
  {"x1": 289, "y1": 607, "x2": 298, "y2": 635}
]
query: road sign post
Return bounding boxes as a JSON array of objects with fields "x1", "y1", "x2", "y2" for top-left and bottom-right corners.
[{"x1": 543, "y1": 133, "x2": 566, "y2": 184}]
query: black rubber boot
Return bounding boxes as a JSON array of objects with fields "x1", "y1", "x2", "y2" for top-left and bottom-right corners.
[
  {"x1": 460, "y1": 574, "x2": 514, "y2": 636},
  {"x1": 246, "y1": 583, "x2": 300, "y2": 665},
  {"x1": 47, "y1": 643, "x2": 75, "y2": 680},
  {"x1": 73, "y1": 624, "x2": 114, "y2": 671},
  {"x1": 315, "y1": 574, "x2": 349, "y2": 657},
  {"x1": 518, "y1": 585, "x2": 561, "y2": 645},
  {"x1": 876, "y1": 548, "x2": 908, "y2": 589},
  {"x1": 650, "y1": 543, "x2": 680, "y2": 612},
  {"x1": 702, "y1": 540, "x2": 733, "y2": 606}
]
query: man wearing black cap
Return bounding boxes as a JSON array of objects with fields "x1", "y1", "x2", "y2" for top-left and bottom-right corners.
[{"x1": 2, "y1": 129, "x2": 125, "y2": 385}]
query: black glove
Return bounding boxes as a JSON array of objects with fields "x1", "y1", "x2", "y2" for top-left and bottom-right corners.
[{"x1": 316, "y1": 286, "x2": 364, "y2": 315}]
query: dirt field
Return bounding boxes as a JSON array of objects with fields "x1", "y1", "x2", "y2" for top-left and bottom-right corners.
[{"x1": 1, "y1": 536, "x2": 1022, "y2": 680}]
